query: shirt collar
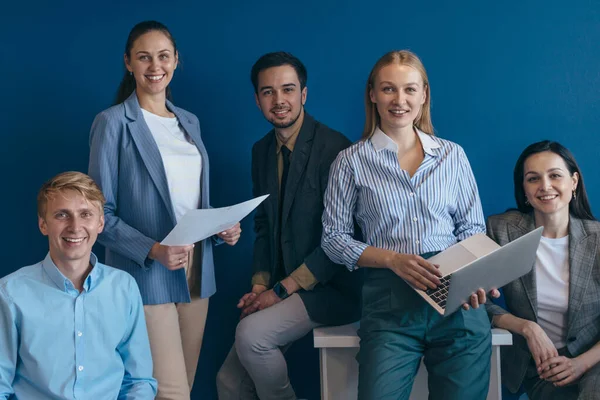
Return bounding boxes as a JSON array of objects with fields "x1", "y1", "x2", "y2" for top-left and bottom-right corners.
[
  {"x1": 42, "y1": 252, "x2": 100, "y2": 292},
  {"x1": 275, "y1": 128, "x2": 301, "y2": 154},
  {"x1": 370, "y1": 126, "x2": 441, "y2": 157}
]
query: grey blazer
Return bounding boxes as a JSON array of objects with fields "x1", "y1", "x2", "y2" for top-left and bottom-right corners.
[
  {"x1": 486, "y1": 210, "x2": 600, "y2": 393},
  {"x1": 88, "y1": 91, "x2": 217, "y2": 305}
]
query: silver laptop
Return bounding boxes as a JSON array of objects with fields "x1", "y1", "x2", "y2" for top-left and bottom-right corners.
[{"x1": 413, "y1": 227, "x2": 543, "y2": 316}]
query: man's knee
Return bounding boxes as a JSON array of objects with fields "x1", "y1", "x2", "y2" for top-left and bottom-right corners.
[{"x1": 235, "y1": 317, "x2": 269, "y2": 360}]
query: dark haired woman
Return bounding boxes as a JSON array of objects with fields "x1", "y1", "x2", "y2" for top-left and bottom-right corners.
[
  {"x1": 486, "y1": 140, "x2": 600, "y2": 400},
  {"x1": 88, "y1": 21, "x2": 241, "y2": 400}
]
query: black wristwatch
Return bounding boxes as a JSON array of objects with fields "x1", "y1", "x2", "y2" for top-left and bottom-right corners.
[{"x1": 272, "y1": 281, "x2": 290, "y2": 300}]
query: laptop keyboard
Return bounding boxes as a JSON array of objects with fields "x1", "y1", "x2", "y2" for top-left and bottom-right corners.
[{"x1": 425, "y1": 275, "x2": 452, "y2": 309}]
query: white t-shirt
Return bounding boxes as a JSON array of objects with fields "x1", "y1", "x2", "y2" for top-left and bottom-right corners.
[
  {"x1": 141, "y1": 109, "x2": 202, "y2": 222},
  {"x1": 535, "y1": 235, "x2": 570, "y2": 348}
]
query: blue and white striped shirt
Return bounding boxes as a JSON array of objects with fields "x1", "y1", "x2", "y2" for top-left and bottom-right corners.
[{"x1": 322, "y1": 127, "x2": 485, "y2": 271}]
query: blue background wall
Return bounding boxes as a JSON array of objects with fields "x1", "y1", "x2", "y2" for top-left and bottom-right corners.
[{"x1": 2, "y1": 1, "x2": 599, "y2": 399}]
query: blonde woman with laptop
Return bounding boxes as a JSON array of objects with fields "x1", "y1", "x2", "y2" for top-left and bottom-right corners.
[{"x1": 322, "y1": 50, "x2": 498, "y2": 400}]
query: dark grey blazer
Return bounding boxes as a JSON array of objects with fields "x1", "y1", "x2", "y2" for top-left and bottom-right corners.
[
  {"x1": 251, "y1": 113, "x2": 362, "y2": 326},
  {"x1": 486, "y1": 210, "x2": 600, "y2": 393}
]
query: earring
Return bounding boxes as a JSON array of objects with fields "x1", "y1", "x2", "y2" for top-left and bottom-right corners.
[
  {"x1": 525, "y1": 197, "x2": 530, "y2": 206},
  {"x1": 573, "y1": 189, "x2": 577, "y2": 200},
  {"x1": 129, "y1": 71, "x2": 133, "y2": 76}
]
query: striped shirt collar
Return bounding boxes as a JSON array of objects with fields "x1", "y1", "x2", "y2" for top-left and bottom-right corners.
[{"x1": 371, "y1": 126, "x2": 440, "y2": 157}]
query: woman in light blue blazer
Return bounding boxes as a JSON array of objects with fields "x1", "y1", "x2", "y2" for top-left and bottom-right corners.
[{"x1": 88, "y1": 21, "x2": 241, "y2": 400}]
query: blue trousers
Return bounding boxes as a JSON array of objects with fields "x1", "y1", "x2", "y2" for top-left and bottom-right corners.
[{"x1": 357, "y1": 262, "x2": 492, "y2": 400}]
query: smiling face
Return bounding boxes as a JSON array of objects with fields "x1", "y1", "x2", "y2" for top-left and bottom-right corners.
[
  {"x1": 125, "y1": 30, "x2": 178, "y2": 98},
  {"x1": 369, "y1": 63, "x2": 427, "y2": 134},
  {"x1": 39, "y1": 190, "x2": 104, "y2": 271},
  {"x1": 254, "y1": 65, "x2": 307, "y2": 130},
  {"x1": 523, "y1": 151, "x2": 579, "y2": 219}
]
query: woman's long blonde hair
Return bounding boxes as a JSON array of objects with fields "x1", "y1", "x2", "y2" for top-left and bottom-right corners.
[{"x1": 362, "y1": 50, "x2": 433, "y2": 139}]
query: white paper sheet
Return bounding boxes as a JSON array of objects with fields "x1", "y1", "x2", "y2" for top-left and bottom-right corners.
[{"x1": 161, "y1": 194, "x2": 269, "y2": 246}]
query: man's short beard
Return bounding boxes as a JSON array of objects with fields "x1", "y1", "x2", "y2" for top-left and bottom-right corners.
[{"x1": 269, "y1": 109, "x2": 301, "y2": 129}]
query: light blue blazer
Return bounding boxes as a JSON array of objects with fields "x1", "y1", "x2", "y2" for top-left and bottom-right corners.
[{"x1": 88, "y1": 91, "x2": 216, "y2": 304}]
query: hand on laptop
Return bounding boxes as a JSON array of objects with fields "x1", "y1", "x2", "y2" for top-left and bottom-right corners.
[
  {"x1": 461, "y1": 288, "x2": 500, "y2": 310},
  {"x1": 388, "y1": 254, "x2": 442, "y2": 291}
]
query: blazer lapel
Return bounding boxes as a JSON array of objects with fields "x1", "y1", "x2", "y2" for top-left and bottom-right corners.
[
  {"x1": 509, "y1": 213, "x2": 538, "y2": 320},
  {"x1": 281, "y1": 114, "x2": 315, "y2": 225},
  {"x1": 125, "y1": 92, "x2": 176, "y2": 224},
  {"x1": 566, "y1": 217, "x2": 597, "y2": 335},
  {"x1": 169, "y1": 102, "x2": 210, "y2": 209}
]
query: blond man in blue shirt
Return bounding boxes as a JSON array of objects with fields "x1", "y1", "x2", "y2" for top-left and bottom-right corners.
[{"x1": 0, "y1": 171, "x2": 156, "y2": 400}]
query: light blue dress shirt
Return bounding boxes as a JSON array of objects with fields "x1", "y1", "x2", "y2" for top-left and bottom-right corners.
[
  {"x1": 0, "y1": 253, "x2": 157, "y2": 400},
  {"x1": 322, "y1": 127, "x2": 485, "y2": 270}
]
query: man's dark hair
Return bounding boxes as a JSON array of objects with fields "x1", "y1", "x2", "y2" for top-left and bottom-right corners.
[{"x1": 250, "y1": 52, "x2": 307, "y2": 93}]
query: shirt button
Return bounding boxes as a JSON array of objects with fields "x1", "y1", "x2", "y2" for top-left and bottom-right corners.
[
  {"x1": 78, "y1": 366, "x2": 84, "y2": 372},
  {"x1": 77, "y1": 331, "x2": 83, "y2": 337},
  {"x1": 415, "y1": 239, "x2": 420, "y2": 244},
  {"x1": 410, "y1": 192, "x2": 415, "y2": 196},
  {"x1": 412, "y1": 217, "x2": 418, "y2": 222}
]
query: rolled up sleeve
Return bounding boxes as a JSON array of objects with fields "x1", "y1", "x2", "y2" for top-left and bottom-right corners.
[{"x1": 321, "y1": 154, "x2": 368, "y2": 271}]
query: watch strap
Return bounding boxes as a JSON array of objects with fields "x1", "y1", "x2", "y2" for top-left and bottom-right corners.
[{"x1": 273, "y1": 281, "x2": 290, "y2": 300}]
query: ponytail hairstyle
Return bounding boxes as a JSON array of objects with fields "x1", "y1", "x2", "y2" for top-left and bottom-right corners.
[{"x1": 114, "y1": 21, "x2": 177, "y2": 105}]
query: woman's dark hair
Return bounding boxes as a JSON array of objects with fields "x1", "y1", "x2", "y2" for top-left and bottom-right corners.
[
  {"x1": 114, "y1": 21, "x2": 177, "y2": 105},
  {"x1": 250, "y1": 52, "x2": 307, "y2": 94},
  {"x1": 514, "y1": 140, "x2": 595, "y2": 220}
]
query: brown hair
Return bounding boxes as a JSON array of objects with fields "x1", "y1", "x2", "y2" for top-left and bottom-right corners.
[
  {"x1": 37, "y1": 171, "x2": 106, "y2": 218},
  {"x1": 115, "y1": 20, "x2": 177, "y2": 105},
  {"x1": 362, "y1": 50, "x2": 433, "y2": 139}
]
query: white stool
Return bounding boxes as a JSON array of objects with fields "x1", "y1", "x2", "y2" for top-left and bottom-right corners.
[{"x1": 313, "y1": 322, "x2": 512, "y2": 400}]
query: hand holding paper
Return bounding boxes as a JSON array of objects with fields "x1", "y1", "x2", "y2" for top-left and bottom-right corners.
[
  {"x1": 217, "y1": 222, "x2": 242, "y2": 246},
  {"x1": 161, "y1": 195, "x2": 269, "y2": 246},
  {"x1": 149, "y1": 242, "x2": 194, "y2": 270}
]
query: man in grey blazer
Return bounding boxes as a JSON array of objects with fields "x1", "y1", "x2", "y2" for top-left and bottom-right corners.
[
  {"x1": 487, "y1": 211, "x2": 600, "y2": 399},
  {"x1": 216, "y1": 52, "x2": 362, "y2": 399}
]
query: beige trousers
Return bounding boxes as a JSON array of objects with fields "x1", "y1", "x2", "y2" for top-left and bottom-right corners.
[{"x1": 144, "y1": 250, "x2": 209, "y2": 400}]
